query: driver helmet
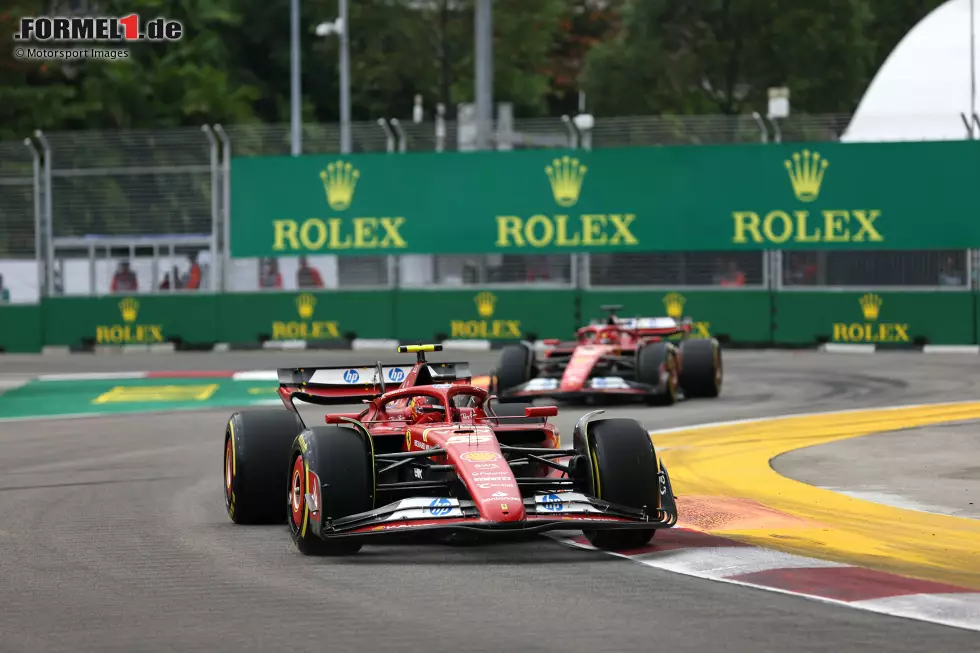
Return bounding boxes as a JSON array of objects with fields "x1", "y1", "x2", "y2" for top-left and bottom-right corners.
[
  {"x1": 599, "y1": 329, "x2": 617, "y2": 344},
  {"x1": 409, "y1": 395, "x2": 439, "y2": 421}
]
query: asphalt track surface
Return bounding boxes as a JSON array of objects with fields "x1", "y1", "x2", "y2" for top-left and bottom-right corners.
[{"x1": 2, "y1": 350, "x2": 979, "y2": 652}]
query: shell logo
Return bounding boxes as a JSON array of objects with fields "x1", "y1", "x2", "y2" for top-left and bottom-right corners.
[{"x1": 461, "y1": 451, "x2": 501, "y2": 463}]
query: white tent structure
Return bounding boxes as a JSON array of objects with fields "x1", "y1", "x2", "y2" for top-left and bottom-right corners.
[{"x1": 842, "y1": 0, "x2": 980, "y2": 142}]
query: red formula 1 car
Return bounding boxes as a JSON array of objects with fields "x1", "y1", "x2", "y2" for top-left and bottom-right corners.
[
  {"x1": 223, "y1": 344, "x2": 677, "y2": 555},
  {"x1": 491, "y1": 305, "x2": 722, "y2": 406}
]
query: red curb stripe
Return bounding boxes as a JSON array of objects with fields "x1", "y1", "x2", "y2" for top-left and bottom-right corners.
[
  {"x1": 144, "y1": 370, "x2": 239, "y2": 378},
  {"x1": 728, "y1": 566, "x2": 976, "y2": 602}
]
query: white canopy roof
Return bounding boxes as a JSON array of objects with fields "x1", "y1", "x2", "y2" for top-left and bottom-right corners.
[{"x1": 843, "y1": 0, "x2": 980, "y2": 142}]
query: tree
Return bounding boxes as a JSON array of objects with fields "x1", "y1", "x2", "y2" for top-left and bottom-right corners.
[{"x1": 581, "y1": 0, "x2": 879, "y2": 116}]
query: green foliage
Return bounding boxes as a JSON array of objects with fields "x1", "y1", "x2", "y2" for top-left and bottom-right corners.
[
  {"x1": 0, "y1": 0, "x2": 953, "y2": 136},
  {"x1": 581, "y1": 0, "x2": 885, "y2": 117}
]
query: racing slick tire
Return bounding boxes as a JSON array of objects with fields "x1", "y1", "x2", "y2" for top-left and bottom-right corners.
[
  {"x1": 636, "y1": 342, "x2": 678, "y2": 406},
  {"x1": 574, "y1": 418, "x2": 660, "y2": 551},
  {"x1": 287, "y1": 425, "x2": 376, "y2": 556},
  {"x1": 224, "y1": 409, "x2": 304, "y2": 525},
  {"x1": 495, "y1": 344, "x2": 535, "y2": 400},
  {"x1": 678, "y1": 338, "x2": 723, "y2": 398}
]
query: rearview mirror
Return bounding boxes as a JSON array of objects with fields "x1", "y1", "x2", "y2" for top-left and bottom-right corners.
[
  {"x1": 324, "y1": 414, "x2": 342, "y2": 424},
  {"x1": 525, "y1": 406, "x2": 558, "y2": 418}
]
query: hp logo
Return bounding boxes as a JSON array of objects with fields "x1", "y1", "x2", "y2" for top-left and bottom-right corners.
[
  {"x1": 343, "y1": 369, "x2": 360, "y2": 383},
  {"x1": 428, "y1": 497, "x2": 453, "y2": 516},
  {"x1": 388, "y1": 367, "x2": 405, "y2": 382},
  {"x1": 541, "y1": 493, "x2": 563, "y2": 512}
]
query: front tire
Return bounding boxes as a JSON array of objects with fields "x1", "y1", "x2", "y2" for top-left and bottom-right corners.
[
  {"x1": 678, "y1": 338, "x2": 723, "y2": 398},
  {"x1": 287, "y1": 425, "x2": 376, "y2": 556},
  {"x1": 224, "y1": 409, "x2": 304, "y2": 525},
  {"x1": 495, "y1": 344, "x2": 534, "y2": 397},
  {"x1": 574, "y1": 418, "x2": 661, "y2": 551},
  {"x1": 636, "y1": 342, "x2": 678, "y2": 406}
]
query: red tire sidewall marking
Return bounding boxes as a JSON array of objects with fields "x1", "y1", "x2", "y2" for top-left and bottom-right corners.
[{"x1": 290, "y1": 455, "x2": 306, "y2": 528}]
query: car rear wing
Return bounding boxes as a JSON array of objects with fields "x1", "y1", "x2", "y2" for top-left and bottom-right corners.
[
  {"x1": 618, "y1": 316, "x2": 693, "y2": 338},
  {"x1": 277, "y1": 362, "x2": 404, "y2": 410}
]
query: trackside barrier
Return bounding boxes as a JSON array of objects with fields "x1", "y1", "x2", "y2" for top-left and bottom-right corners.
[
  {"x1": 0, "y1": 304, "x2": 42, "y2": 353},
  {"x1": 392, "y1": 290, "x2": 578, "y2": 343},
  {"x1": 1, "y1": 291, "x2": 978, "y2": 353},
  {"x1": 774, "y1": 291, "x2": 975, "y2": 347}
]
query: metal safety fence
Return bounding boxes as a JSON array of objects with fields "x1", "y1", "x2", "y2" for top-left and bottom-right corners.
[{"x1": 0, "y1": 113, "x2": 973, "y2": 304}]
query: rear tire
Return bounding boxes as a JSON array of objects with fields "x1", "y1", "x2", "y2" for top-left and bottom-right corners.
[
  {"x1": 287, "y1": 425, "x2": 376, "y2": 556},
  {"x1": 575, "y1": 418, "x2": 660, "y2": 551},
  {"x1": 678, "y1": 338, "x2": 723, "y2": 398},
  {"x1": 495, "y1": 344, "x2": 534, "y2": 396},
  {"x1": 224, "y1": 409, "x2": 304, "y2": 525},
  {"x1": 636, "y1": 342, "x2": 677, "y2": 406}
]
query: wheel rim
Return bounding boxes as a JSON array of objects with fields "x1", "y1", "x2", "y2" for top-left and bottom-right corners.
[
  {"x1": 290, "y1": 456, "x2": 305, "y2": 528},
  {"x1": 224, "y1": 438, "x2": 233, "y2": 495}
]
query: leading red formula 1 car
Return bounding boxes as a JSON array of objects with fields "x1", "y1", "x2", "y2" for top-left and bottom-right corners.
[
  {"x1": 223, "y1": 344, "x2": 677, "y2": 556},
  {"x1": 492, "y1": 305, "x2": 722, "y2": 406}
]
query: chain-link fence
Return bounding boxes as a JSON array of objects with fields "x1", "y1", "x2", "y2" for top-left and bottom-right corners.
[
  {"x1": 0, "y1": 140, "x2": 37, "y2": 258},
  {"x1": 1, "y1": 113, "x2": 974, "y2": 301}
]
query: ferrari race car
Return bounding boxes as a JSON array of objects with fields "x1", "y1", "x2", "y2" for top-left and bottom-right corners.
[
  {"x1": 492, "y1": 305, "x2": 722, "y2": 405},
  {"x1": 223, "y1": 344, "x2": 677, "y2": 556}
]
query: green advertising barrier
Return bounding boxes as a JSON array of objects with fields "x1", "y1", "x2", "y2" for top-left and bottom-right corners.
[
  {"x1": 231, "y1": 141, "x2": 980, "y2": 257},
  {"x1": 42, "y1": 294, "x2": 220, "y2": 348},
  {"x1": 774, "y1": 291, "x2": 975, "y2": 346},
  {"x1": 216, "y1": 291, "x2": 396, "y2": 342},
  {"x1": 393, "y1": 290, "x2": 577, "y2": 342},
  {"x1": 0, "y1": 304, "x2": 42, "y2": 353},
  {"x1": 580, "y1": 290, "x2": 772, "y2": 344}
]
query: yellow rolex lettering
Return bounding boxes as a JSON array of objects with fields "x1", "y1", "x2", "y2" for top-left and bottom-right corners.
[
  {"x1": 354, "y1": 217, "x2": 378, "y2": 248},
  {"x1": 793, "y1": 210, "x2": 821, "y2": 243},
  {"x1": 273, "y1": 220, "x2": 300, "y2": 251},
  {"x1": 732, "y1": 211, "x2": 762, "y2": 244},
  {"x1": 504, "y1": 321, "x2": 521, "y2": 338},
  {"x1": 554, "y1": 215, "x2": 580, "y2": 246},
  {"x1": 581, "y1": 215, "x2": 607, "y2": 246},
  {"x1": 695, "y1": 321, "x2": 711, "y2": 338},
  {"x1": 893, "y1": 324, "x2": 909, "y2": 341},
  {"x1": 852, "y1": 210, "x2": 883, "y2": 242},
  {"x1": 299, "y1": 218, "x2": 328, "y2": 251},
  {"x1": 495, "y1": 216, "x2": 524, "y2": 247},
  {"x1": 524, "y1": 215, "x2": 554, "y2": 248},
  {"x1": 327, "y1": 218, "x2": 351, "y2": 249},
  {"x1": 832, "y1": 323, "x2": 848, "y2": 341},
  {"x1": 379, "y1": 217, "x2": 407, "y2": 248},
  {"x1": 823, "y1": 210, "x2": 850, "y2": 243},
  {"x1": 762, "y1": 210, "x2": 792, "y2": 244},
  {"x1": 608, "y1": 214, "x2": 637, "y2": 245}
]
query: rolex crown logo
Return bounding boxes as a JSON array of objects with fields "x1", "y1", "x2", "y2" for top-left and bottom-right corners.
[
  {"x1": 545, "y1": 156, "x2": 587, "y2": 207},
  {"x1": 119, "y1": 297, "x2": 139, "y2": 323},
  {"x1": 296, "y1": 293, "x2": 317, "y2": 320},
  {"x1": 784, "y1": 149, "x2": 829, "y2": 203},
  {"x1": 859, "y1": 293, "x2": 882, "y2": 321},
  {"x1": 319, "y1": 160, "x2": 360, "y2": 211},
  {"x1": 663, "y1": 292, "x2": 686, "y2": 319},
  {"x1": 475, "y1": 291, "x2": 496, "y2": 319}
]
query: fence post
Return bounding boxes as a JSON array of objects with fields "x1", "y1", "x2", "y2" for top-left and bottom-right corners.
[
  {"x1": 34, "y1": 130, "x2": 53, "y2": 297},
  {"x1": 202, "y1": 125, "x2": 220, "y2": 292},
  {"x1": 214, "y1": 125, "x2": 231, "y2": 292},
  {"x1": 23, "y1": 136, "x2": 42, "y2": 300}
]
